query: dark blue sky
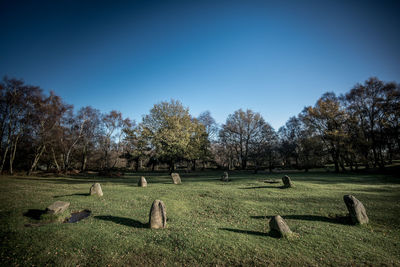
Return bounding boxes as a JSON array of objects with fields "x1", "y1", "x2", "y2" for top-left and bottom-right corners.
[{"x1": 1, "y1": 0, "x2": 399, "y2": 129}]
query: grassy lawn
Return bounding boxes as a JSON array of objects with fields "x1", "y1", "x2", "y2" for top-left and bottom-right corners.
[{"x1": 1, "y1": 171, "x2": 399, "y2": 266}]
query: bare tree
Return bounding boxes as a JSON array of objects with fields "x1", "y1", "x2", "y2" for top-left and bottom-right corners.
[{"x1": 219, "y1": 109, "x2": 267, "y2": 170}]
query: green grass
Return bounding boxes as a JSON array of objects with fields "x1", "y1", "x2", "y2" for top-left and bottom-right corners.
[{"x1": 1, "y1": 171, "x2": 399, "y2": 266}]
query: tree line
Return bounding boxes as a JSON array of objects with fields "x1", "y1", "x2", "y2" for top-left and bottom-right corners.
[{"x1": 1, "y1": 76, "x2": 399, "y2": 175}]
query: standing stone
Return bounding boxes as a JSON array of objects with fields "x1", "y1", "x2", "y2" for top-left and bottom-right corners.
[
  {"x1": 149, "y1": 200, "x2": 166, "y2": 229},
  {"x1": 89, "y1": 183, "x2": 103, "y2": 196},
  {"x1": 171, "y1": 173, "x2": 181, "y2": 184},
  {"x1": 138, "y1": 176, "x2": 147, "y2": 187},
  {"x1": 269, "y1": 215, "x2": 293, "y2": 237},
  {"x1": 282, "y1": 175, "x2": 293, "y2": 188},
  {"x1": 46, "y1": 201, "x2": 70, "y2": 214},
  {"x1": 221, "y1": 172, "x2": 229, "y2": 181},
  {"x1": 343, "y1": 195, "x2": 369, "y2": 224}
]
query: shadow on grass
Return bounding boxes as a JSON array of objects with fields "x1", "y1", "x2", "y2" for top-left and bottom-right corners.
[
  {"x1": 54, "y1": 193, "x2": 89, "y2": 198},
  {"x1": 250, "y1": 214, "x2": 351, "y2": 225},
  {"x1": 220, "y1": 228, "x2": 280, "y2": 238},
  {"x1": 23, "y1": 209, "x2": 46, "y2": 220},
  {"x1": 94, "y1": 215, "x2": 148, "y2": 228},
  {"x1": 240, "y1": 185, "x2": 285, "y2": 189}
]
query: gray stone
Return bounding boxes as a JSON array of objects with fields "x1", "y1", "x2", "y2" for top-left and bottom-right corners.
[
  {"x1": 269, "y1": 215, "x2": 293, "y2": 237},
  {"x1": 138, "y1": 176, "x2": 147, "y2": 187},
  {"x1": 343, "y1": 195, "x2": 369, "y2": 224},
  {"x1": 221, "y1": 172, "x2": 229, "y2": 181},
  {"x1": 46, "y1": 201, "x2": 70, "y2": 214},
  {"x1": 89, "y1": 183, "x2": 103, "y2": 196},
  {"x1": 149, "y1": 200, "x2": 166, "y2": 229},
  {"x1": 282, "y1": 175, "x2": 293, "y2": 188},
  {"x1": 171, "y1": 173, "x2": 181, "y2": 184}
]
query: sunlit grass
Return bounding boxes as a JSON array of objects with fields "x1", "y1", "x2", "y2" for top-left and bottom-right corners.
[{"x1": 0, "y1": 171, "x2": 399, "y2": 266}]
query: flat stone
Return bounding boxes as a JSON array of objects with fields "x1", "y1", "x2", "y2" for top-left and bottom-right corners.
[
  {"x1": 89, "y1": 183, "x2": 103, "y2": 196},
  {"x1": 46, "y1": 201, "x2": 70, "y2": 214},
  {"x1": 65, "y1": 209, "x2": 91, "y2": 223},
  {"x1": 282, "y1": 175, "x2": 293, "y2": 188},
  {"x1": 149, "y1": 200, "x2": 166, "y2": 229},
  {"x1": 343, "y1": 195, "x2": 369, "y2": 224},
  {"x1": 269, "y1": 215, "x2": 293, "y2": 237},
  {"x1": 171, "y1": 173, "x2": 181, "y2": 184},
  {"x1": 138, "y1": 176, "x2": 147, "y2": 187}
]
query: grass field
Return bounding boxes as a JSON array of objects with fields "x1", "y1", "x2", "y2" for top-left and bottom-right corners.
[{"x1": 1, "y1": 171, "x2": 399, "y2": 266}]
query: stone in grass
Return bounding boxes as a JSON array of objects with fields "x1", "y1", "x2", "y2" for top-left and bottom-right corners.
[
  {"x1": 269, "y1": 215, "x2": 293, "y2": 238},
  {"x1": 221, "y1": 171, "x2": 229, "y2": 182},
  {"x1": 89, "y1": 183, "x2": 103, "y2": 196},
  {"x1": 282, "y1": 175, "x2": 293, "y2": 188},
  {"x1": 138, "y1": 176, "x2": 147, "y2": 187},
  {"x1": 46, "y1": 201, "x2": 70, "y2": 214},
  {"x1": 343, "y1": 195, "x2": 369, "y2": 225},
  {"x1": 149, "y1": 200, "x2": 166, "y2": 229},
  {"x1": 171, "y1": 173, "x2": 181, "y2": 184}
]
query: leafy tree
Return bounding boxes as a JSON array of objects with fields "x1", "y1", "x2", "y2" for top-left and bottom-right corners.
[
  {"x1": 344, "y1": 77, "x2": 400, "y2": 168},
  {"x1": 301, "y1": 92, "x2": 348, "y2": 172},
  {"x1": 123, "y1": 124, "x2": 151, "y2": 171},
  {"x1": 142, "y1": 99, "x2": 198, "y2": 172},
  {"x1": 185, "y1": 119, "x2": 209, "y2": 170}
]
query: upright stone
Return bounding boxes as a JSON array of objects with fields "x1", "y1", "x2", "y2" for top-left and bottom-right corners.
[
  {"x1": 269, "y1": 215, "x2": 293, "y2": 237},
  {"x1": 46, "y1": 201, "x2": 70, "y2": 214},
  {"x1": 89, "y1": 183, "x2": 103, "y2": 196},
  {"x1": 138, "y1": 176, "x2": 147, "y2": 187},
  {"x1": 343, "y1": 195, "x2": 369, "y2": 224},
  {"x1": 282, "y1": 175, "x2": 293, "y2": 188},
  {"x1": 149, "y1": 200, "x2": 166, "y2": 229},
  {"x1": 171, "y1": 173, "x2": 181, "y2": 184},
  {"x1": 221, "y1": 172, "x2": 229, "y2": 181}
]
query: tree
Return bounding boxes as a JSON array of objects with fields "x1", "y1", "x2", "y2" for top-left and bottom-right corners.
[
  {"x1": 76, "y1": 106, "x2": 101, "y2": 171},
  {"x1": 27, "y1": 91, "x2": 70, "y2": 175},
  {"x1": 300, "y1": 92, "x2": 348, "y2": 172},
  {"x1": 185, "y1": 119, "x2": 209, "y2": 170},
  {"x1": 0, "y1": 77, "x2": 41, "y2": 174},
  {"x1": 99, "y1": 110, "x2": 132, "y2": 170},
  {"x1": 278, "y1": 117, "x2": 302, "y2": 168},
  {"x1": 344, "y1": 77, "x2": 400, "y2": 168},
  {"x1": 198, "y1": 111, "x2": 218, "y2": 141},
  {"x1": 123, "y1": 124, "x2": 150, "y2": 171},
  {"x1": 248, "y1": 122, "x2": 277, "y2": 173},
  {"x1": 219, "y1": 109, "x2": 268, "y2": 170},
  {"x1": 142, "y1": 100, "x2": 198, "y2": 172}
]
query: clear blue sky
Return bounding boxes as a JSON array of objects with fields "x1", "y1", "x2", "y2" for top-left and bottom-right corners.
[{"x1": 1, "y1": 0, "x2": 399, "y2": 129}]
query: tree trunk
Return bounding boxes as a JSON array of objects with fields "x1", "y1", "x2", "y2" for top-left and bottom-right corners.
[
  {"x1": 9, "y1": 134, "x2": 20, "y2": 175},
  {"x1": 0, "y1": 145, "x2": 9, "y2": 173},
  {"x1": 51, "y1": 147, "x2": 60, "y2": 172},
  {"x1": 191, "y1": 159, "x2": 196, "y2": 171},
  {"x1": 28, "y1": 145, "x2": 46, "y2": 176},
  {"x1": 81, "y1": 145, "x2": 87, "y2": 172},
  {"x1": 169, "y1": 161, "x2": 175, "y2": 173},
  {"x1": 135, "y1": 158, "x2": 139, "y2": 172}
]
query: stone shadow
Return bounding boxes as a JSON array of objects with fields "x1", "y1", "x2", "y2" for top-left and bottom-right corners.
[
  {"x1": 54, "y1": 193, "x2": 89, "y2": 198},
  {"x1": 23, "y1": 209, "x2": 46, "y2": 220},
  {"x1": 94, "y1": 215, "x2": 148, "y2": 228},
  {"x1": 250, "y1": 214, "x2": 351, "y2": 225},
  {"x1": 220, "y1": 228, "x2": 280, "y2": 238},
  {"x1": 240, "y1": 185, "x2": 285, "y2": 189}
]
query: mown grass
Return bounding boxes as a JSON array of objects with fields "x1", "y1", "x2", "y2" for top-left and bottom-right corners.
[{"x1": 0, "y1": 170, "x2": 399, "y2": 266}]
